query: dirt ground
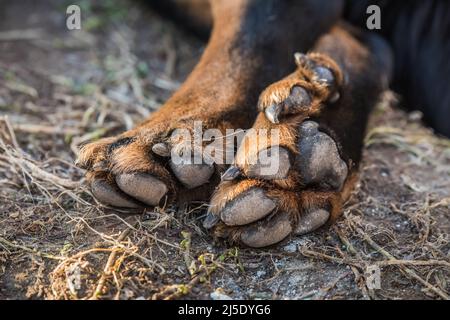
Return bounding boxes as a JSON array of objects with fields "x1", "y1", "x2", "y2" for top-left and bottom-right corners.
[{"x1": 0, "y1": 0, "x2": 449, "y2": 300}]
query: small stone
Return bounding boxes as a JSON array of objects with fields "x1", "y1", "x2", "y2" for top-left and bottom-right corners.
[
  {"x1": 210, "y1": 289, "x2": 233, "y2": 300},
  {"x1": 283, "y1": 242, "x2": 298, "y2": 253}
]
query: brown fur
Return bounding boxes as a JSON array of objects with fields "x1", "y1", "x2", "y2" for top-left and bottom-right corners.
[{"x1": 258, "y1": 52, "x2": 344, "y2": 116}]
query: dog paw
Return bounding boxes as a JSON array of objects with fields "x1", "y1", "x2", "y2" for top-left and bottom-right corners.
[
  {"x1": 206, "y1": 118, "x2": 352, "y2": 247},
  {"x1": 258, "y1": 52, "x2": 343, "y2": 124},
  {"x1": 204, "y1": 53, "x2": 355, "y2": 247},
  {"x1": 76, "y1": 121, "x2": 216, "y2": 209}
]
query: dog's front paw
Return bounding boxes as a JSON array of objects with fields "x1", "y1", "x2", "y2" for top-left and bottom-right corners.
[
  {"x1": 76, "y1": 120, "x2": 216, "y2": 209},
  {"x1": 204, "y1": 52, "x2": 356, "y2": 248},
  {"x1": 205, "y1": 118, "x2": 353, "y2": 247}
]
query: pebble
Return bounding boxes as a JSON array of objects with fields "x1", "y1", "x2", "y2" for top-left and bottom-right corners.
[{"x1": 210, "y1": 289, "x2": 233, "y2": 300}]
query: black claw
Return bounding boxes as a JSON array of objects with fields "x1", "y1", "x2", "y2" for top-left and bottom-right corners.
[
  {"x1": 328, "y1": 91, "x2": 340, "y2": 103},
  {"x1": 294, "y1": 52, "x2": 312, "y2": 68},
  {"x1": 264, "y1": 104, "x2": 281, "y2": 124},
  {"x1": 74, "y1": 158, "x2": 88, "y2": 169},
  {"x1": 92, "y1": 160, "x2": 108, "y2": 171},
  {"x1": 107, "y1": 137, "x2": 135, "y2": 155},
  {"x1": 294, "y1": 52, "x2": 306, "y2": 64},
  {"x1": 203, "y1": 211, "x2": 220, "y2": 229},
  {"x1": 221, "y1": 166, "x2": 242, "y2": 181},
  {"x1": 152, "y1": 143, "x2": 170, "y2": 157}
]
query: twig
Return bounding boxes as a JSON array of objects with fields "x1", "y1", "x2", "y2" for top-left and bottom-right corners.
[
  {"x1": 335, "y1": 227, "x2": 359, "y2": 256},
  {"x1": 4, "y1": 81, "x2": 38, "y2": 98},
  {"x1": 333, "y1": 242, "x2": 371, "y2": 300},
  {"x1": 52, "y1": 248, "x2": 120, "y2": 275},
  {"x1": 0, "y1": 29, "x2": 43, "y2": 41},
  {"x1": 0, "y1": 236, "x2": 64, "y2": 260},
  {"x1": 377, "y1": 260, "x2": 450, "y2": 268},
  {"x1": 12, "y1": 124, "x2": 81, "y2": 135},
  {"x1": 152, "y1": 275, "x2": 201, "y2": 300},
  {"x1": 90, "y1": 227, "x2": 133, "y2": 300},
  {"x1": 16, "y1": 157, "x2": 81, "y2": 189},
  {"x1": 163, "y1": 34, "x2": 176, "y2": 77},
  {"x1": 300, "y1": 249, "x2": 360, "y2": 268},
  {"x1": 1, "y1": 116, "x2": 20, "y2": 150},
  {"x1": 181, "y1": 231, "x2": 195, "y2": 276},
  {"x1": 70, "y1": 123, "x2": 119, "y2": 155},
  {"x1": 317, "y1": 272, "x2": 351, "y2": 300}
]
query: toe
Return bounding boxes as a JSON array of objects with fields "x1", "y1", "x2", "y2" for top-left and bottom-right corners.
[
  {"x1": 263, "y1": 86, "x2": 312, "y2": 124},
  {"x1": 76, "y1": 137, "x2": 115, "y2": 170},
  {"x1": 240, "y1": 212, "x2": 292, "y2": 248},
  {"x1": 294, "y1": 208, "x2": 330, "y2": 235},
  {"x1": 246, "y1": 146, "x2": 291, "y2": 180},
  {"x1": 168, "y1": 139, "x2": 215, "y2": 189},
  {"x1": 296, "y1": 121, "x2": 348, "y2": 190},
  {"x1": 221, "y1": 166, "x2": 242, "y2": 181},
  {"x1": 282, "y1": 86, "x2": 312, "y2": 113},
  {"x1": 170, "y1": 160, "x2": 214, "y2": 189},
  {"x1": 116, "y1": 173, "x2": 168, "y2": 207},
  {"x1": 91, "y1": 179, "x2": 140, "y2": 208},
  {"x1": 203, "y1": 211, "x2": 220, "y2": 229},
  {"x1": 219, "y1": 188, "x2": 276, "y2": 226}
]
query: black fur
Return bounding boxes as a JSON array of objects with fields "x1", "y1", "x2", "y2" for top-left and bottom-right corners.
[
  {"x1": 107, "y1": 137, "x2": 136, "y2": 155},
  {"x1": 147, "y1": 0, "x2": 450, "y2": 137}
]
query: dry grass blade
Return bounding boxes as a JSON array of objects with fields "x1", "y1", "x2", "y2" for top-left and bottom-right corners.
[
  {"x1": 357, "y1": 228, "x2": 449, "y2": 300},
  {"x1": 90, "y1": 227, "x2": 134, "y2": 300}
]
